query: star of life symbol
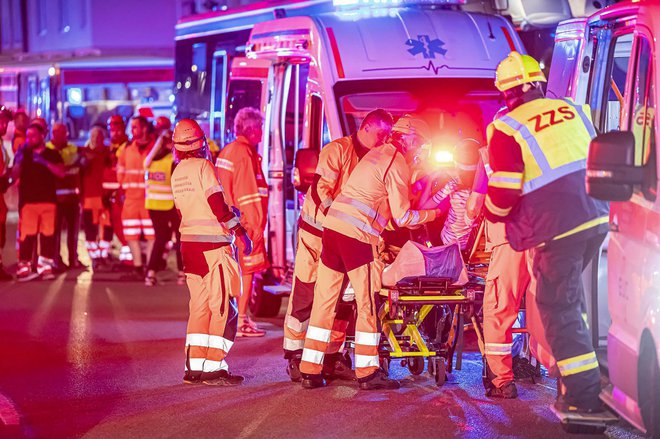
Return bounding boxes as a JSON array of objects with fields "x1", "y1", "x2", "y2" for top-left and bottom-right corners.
[{"x1": 405, "y1": 35, "x2": 447, "y2": 59}]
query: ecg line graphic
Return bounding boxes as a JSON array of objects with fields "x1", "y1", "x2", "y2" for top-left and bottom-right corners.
[{"x1": 363, "y1": 60, "x2": 495, "y2": 75}]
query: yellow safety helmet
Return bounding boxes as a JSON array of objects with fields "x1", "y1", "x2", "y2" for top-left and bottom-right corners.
[
  {"x1": 494, "y1": 51, "x2": 547, "y2": 92},
  {"x1": 392, "y1": 114, "x2": 431, "y2": 141},
  {"x1": 172, "y1": 118, "x2": 206, "y2": 152}
]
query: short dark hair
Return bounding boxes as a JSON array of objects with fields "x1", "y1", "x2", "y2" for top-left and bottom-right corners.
[
  {"x1": 131, "y1": 115, "x2": 150, "y2": 129},
  {"x1": 360, "y1": 109, "x2": 393, "y2": 130},
  {"x1": 27, "y1": 123, "x2": 46, "y2": 136}
]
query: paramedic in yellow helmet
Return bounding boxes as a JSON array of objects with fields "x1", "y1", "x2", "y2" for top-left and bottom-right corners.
[
  {"x1": 171, "y1": 118, "x2": 252, "y2": 386},
  {"x1": 299, "y1": 115, "x2": 441, "y2": 390},
  {"x1": 485, "y1": 52, "x2": 609, "y2": 417}
]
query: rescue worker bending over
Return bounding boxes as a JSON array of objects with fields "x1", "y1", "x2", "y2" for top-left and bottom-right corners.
[
  {"x1": 485, "y1": 52, "x2": 609, "y2": 415},
  {"x1": 216, "y1": 107, "x2": 269, "y2": 337},
  {"x1": 284, "y1": 109, "x2": 393, "y2": 382},
  {"x1": 172, "y1": 119, "x2": 252, "y2": 386},
  {"x1": 300, "y1": 115, "x2": 440, "y2": 390}
]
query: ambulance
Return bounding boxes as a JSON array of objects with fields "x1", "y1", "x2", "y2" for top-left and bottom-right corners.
[
  {"x1": 227, "y1": 0, "x2": 526, "y2": 316},
  {"x1": 548, "y1": 0, "x2": 660, "y2": 435}
]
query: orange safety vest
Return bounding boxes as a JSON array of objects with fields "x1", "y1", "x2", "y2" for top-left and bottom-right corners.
[{"x1": 118, "y1": 140, "x2": 152, "y2": 201}]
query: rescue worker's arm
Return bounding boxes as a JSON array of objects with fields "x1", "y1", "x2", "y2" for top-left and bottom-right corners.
[
  {"x1": 466, "y1": 158, "x2": 488, "y2": 221},
  {"x1": 485, "y1": 129, "x2": 524, "y2": 222},
  {"x1": 117, "y1": 145, "x2": 126, "y2": 185},
  {"x1": 201, "y1": 160, "x2": 252, "y2": 255},
  {"x1": 310, "y1": 142, "x2": 342, "y2": 215},
  {"x1": 232, "y1": 155, "x2": 265, "y2": 242},
  {"x1": 34, "y1": 151, "x2": 65, "y2": 179},
  {"x1": 386, "y1": 156, "x2": 438, "y2": 228},
  {"x1": 418, "y1": 179, "x2": 455, "y2": 211}
]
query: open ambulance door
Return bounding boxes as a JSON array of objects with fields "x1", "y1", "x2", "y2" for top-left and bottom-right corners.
[
  {"x1": 546, "y1": 18, "x2": 591, "y2": 103},
  {"x1": 244, "y1": 25, "x2": 314, "y2": 316}
]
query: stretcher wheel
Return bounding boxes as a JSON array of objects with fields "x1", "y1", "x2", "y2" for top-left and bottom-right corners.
[
  {"x1": 434, "y1": 358, "x2": 446, "y2": 386},
  {"x1": 428, "y1": 358, "x2": 435, "y2": 377},
  {"x1": 379, "y1": 357, "x2": 390, "y2": 375},
  {"x1": 408, "y1": 357, "x2": 424, "y2": 376}
]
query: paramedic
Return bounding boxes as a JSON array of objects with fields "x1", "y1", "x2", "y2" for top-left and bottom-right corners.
[
  {"x1": 216, "y1": 107, "x2": 269, "y2": 337},
  {"x1": 485, "y1": 51, "x2": 609, "y2": 415},
  {"x1": 172, "y1": 118, "x2": 251, "y2": 386},
  {"x1": 299, "y1": 115, "x2": 440, "y2": 390},
  {"x1": 284, "y1": 109, "x2": 393, "y2": 382}
]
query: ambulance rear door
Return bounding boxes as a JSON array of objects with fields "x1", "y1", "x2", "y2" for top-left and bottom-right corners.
[{"x1": 546, "y1": 18, "x2": 591, "y2": 102}]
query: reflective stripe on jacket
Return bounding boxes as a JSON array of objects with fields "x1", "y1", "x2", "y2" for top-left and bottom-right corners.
[
  {"x1": 323, "y1": 143, "x2": 437, "y2": 245},
  {"x1": 173, "y1": 158, "x2": 234, "y2": 243},
  {"x1": 299, "y1": 135, "x2": 361, "y2": 236},
  {"x1": 486, "y1": 97, "x2": 609, "y2": 250},
  {"x1": 216, "y1": 136, "x2": 268, "y2": 241},
  {"x1": 145, "y1": 152, "x2": 174, "y2": 211}
]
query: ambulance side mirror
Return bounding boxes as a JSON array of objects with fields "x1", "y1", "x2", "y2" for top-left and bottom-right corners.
[
  {"x1": 293, "y1": 148, "x2": 319, "y2": 193},
  {"x1": 586, "y1": 131, "x2": 644, "y2": 201}
]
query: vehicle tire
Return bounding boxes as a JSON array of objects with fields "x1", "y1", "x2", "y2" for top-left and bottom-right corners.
[
  {"x1": 434, "y1": 358, "x2": 446, "y2": 386},
  {"x1": 638, "y1": 333, "x2": 659, "y2": 438},
  {"x1": 249, "y1": 274, "x2": 283, "y2": 318},
  {"x1": 408, "y1": 356, "x2": 424, "y2": 376}
]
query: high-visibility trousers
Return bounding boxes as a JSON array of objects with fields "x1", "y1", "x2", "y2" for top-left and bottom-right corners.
[
  {"x1": 525, "y1": 249, "x2": 557, "y2": 376},
  {"x1": 184, "y1": 246, "x2": 241, "y2": 373},
  {"x1": 531, "y1": 233, "x2": 606, "y2": 410},
  {"x1": 300, "y1": 229, "x2": 381, "y2": 380},
  {"x1": 483, "y1": 242, "x2": 530, "y2": 388},
  {"x1": 283, "y1": 228, "x2": 350, "y2": 358},
  {"x1": 121, "y1": 197, "x2": 154, "y2": 241}
]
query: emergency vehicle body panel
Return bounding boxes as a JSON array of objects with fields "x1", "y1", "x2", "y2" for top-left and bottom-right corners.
[
  {"x1": 549, "y1": 1, "x2": 660, "y2": 433},
  {"x1": 245, "y1": 6, "x2": 523, "y2": 287}
]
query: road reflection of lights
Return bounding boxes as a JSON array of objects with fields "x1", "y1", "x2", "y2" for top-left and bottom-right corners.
[
  {"x1": 28, "y1": 275, "x2": 66, "y2": 337},
  {"x1": 67, "y1": 271, "x2": 93, "y2": 377}
]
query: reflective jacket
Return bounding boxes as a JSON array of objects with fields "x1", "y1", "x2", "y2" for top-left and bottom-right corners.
[
  {"x1": 117, "y1": 140, "x2": 153, "y2": 201},
  {"x1": 102, "y1": 140, "x2": 127, "y2": 195},
  {"x1": 299, "y1": 134, "x2": 365, "y2": 237},
  {"x1": 216, "y1": 136, "x2": 268, "y2": 241},
  {"x1": 485, "y1": 97, "x2": 609, "y2": 250},
  {"x1": 47, "y1": 142, "x2": 81, "y2": 202},
  {"x1": 145, "y1": 152, "x2": 175, "y2": 211},
  {"x1": 323, "y1": 142, "x2": 437, "y2": 246},
  {"x1": 172, "y1": 158, "x2": 239, "y2": 243}
]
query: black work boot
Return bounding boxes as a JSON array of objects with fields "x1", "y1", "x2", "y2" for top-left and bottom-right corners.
[
  {"x1": 301, "y1": 373, "x2": 327, "y2": 389},
  {"x1": 287, "y1": 355, "x2": 302, "y2": 383},
  {"x1": 359, "y1": 369, "x2": 400, "y2": 390},
  {"x1": 183, "y1": 371, "x2": 202, "y2": 384},
  {"x1": 323, "y1": 353, "x2": 356, "y2": 381},
  {"x1": 485, "y1": 381, "x2": 518, "y2": 399},
  {"x1": 201, "y1": 370, "x2": 245, "y2": 386}
]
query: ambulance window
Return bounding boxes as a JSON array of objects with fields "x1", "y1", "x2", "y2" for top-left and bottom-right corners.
[
  {"x1": 629, "y1": 37, "x2": 656, "y2": 201},
  {"x1": 596, "y1": 33, "x2": 632, "y2": 132},
  {"x1": 283, "y1": 63, "x2": 310, "y2": 203},
  {"x1": 225, "y1": 79, "x2": 262, "y2": 144}
]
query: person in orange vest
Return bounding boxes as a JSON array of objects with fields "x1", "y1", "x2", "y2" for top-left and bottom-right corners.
[
  {"x1": 11, "y1": 110, "x2": 28, "y2": 154},
  {"x1": 106, "y1": 115, "x2": 132, "y2": 265},
  {"x1": 284, "y1": 109, "x2": 393, "y2": 382},
  {"x1": 143, "y1": 118, "x2": 184, "y2": 286},
  {"x1": 117, "y1": 116, "x2": 155, "y2": 281},
  {"x1": 0, "y1": 106, "x2": 13, "y2": 280},
  {"x1": 216, "y1": 107, "x2": 269, "y2": 337},
  {"x1": 80, "y1": 126, "x2": 114, "y2": 270},
  {"x1": 9, "y1": 122, "x2": 65, "y2": 280},
  {"x1": 47, "y1": 122, "x2": 85, "y2": 271},
  {"x1": 171, "y1": 118, "x2": 252, "y2": 385},
  {"x1": 299, "y1": 115, "x2": 441, "y2": 390}
]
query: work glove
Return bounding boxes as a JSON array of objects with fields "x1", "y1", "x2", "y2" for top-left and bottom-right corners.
[{"x1": 236, "y1": 228, "x2": 253, "y2": 256}]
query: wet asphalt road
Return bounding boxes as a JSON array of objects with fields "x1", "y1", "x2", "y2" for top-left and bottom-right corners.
[{"x1": 0, "y1": 222, "x2": 644, "y2": 438}]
